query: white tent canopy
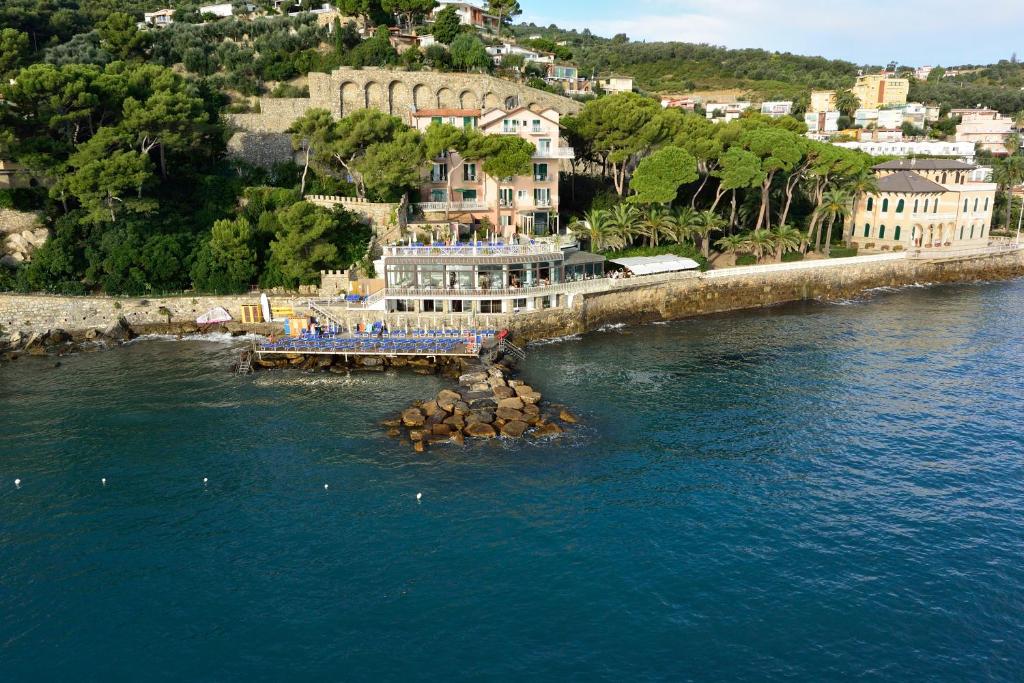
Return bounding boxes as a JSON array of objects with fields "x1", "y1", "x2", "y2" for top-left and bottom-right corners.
[{"x1": 607, "y1": 255, "x2": 701, "y2": 275}]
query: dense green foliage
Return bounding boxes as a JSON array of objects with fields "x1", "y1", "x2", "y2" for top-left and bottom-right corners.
[{"x1": 564, "y1": 93, "x2": 877, "y2": 262}]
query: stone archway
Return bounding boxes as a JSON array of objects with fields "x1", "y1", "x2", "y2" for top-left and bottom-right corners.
[
  {"x1": 413, "y1": 83, "x2": 432, "y2": 110},
  {"x1": 389, "y1": 80, "x2": 412, "y2": 118},
  {"x1": 436, "y1": 87, "x2": 458, "y2": 108},
  {"x1": 365, "y1": 81, "x2": 386, "y2": 111},
  {"x1": 483, "y1": 91, "x2": 502, "y2": 109},
  {"x1": 458, "y1": 90, "x2": 479, "y2": 109},
  {"x1": 340, "y1": 81, "x2": 362, "y2": 116}
]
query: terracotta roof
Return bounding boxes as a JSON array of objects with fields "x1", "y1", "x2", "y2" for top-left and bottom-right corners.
[
  {"x1": 876, "y1": 171, "x2": 948, "y2": 193},
  {"x1": 873, "y1": 159, "x2": 976, "y2": 171},
  {"x1": 413, "y1": 108, "x2": 481, "y2": 118}
]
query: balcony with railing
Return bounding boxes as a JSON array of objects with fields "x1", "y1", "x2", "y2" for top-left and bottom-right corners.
[
  {"x1": 416, "y1": 200, "x2": 488, "y2": 212},
  {"x1": 533, "y1": 146, "x2": 574, "y2": 159},
  {"x1": 383, "y1": 242, "x2": 565, "y2": 258}
]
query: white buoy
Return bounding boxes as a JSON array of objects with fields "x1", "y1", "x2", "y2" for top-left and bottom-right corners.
[
  {"x1": 101, "y1": 478, "x2": 106, "y2": 486},
  {"x1": 14, "y1": 478, "x2": 21, "y2": 489},
  {"x1": 324, "y1": 484, "x2": 329, "y2": 491},
  {"x1": 203, "y1": 477, "x2": 208, "y2": 486},
  {"x1": 416, "y1": 492, "x2": 422, "y2": 502}
]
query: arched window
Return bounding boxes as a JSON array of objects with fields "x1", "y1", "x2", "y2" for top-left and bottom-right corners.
[
  {"x1": 882, "y1": 198, "x2": 889, "y2": 212},
  {"x1": 980, "y1": 225, "x2": 986, "y2": 237},
  {"x1": 984, "y1": 198, "x2": 989, "y2": 211},
  {"x1": 864, "y1": 224, "x2": 871, "y2": 237},
  {"x1": 960, "y1": 226, "x2": 964, "y2": 240},
  {"x1": 867, "y1": 197, "x2": 874, "y2": 211},
  {"x1": 942, "y1": 172, "x2": 948, "y2": 184},
  {"x1": 970, "y1": 226, "x2": 975, "y2": 239},
  {"x1": 964, "y1": 198, "x2": 969, "y2": 212},
  {"x1": 974, "y1": 198, "x2": 979, "y2": 212},
  {"x1": 896, "y1": 199, "x2": 905, "y2": 213},
  {"x1": 894, "y1": 226, "x2": 902, "y2": 241},
  {"x1": 914, "y1": 199, "x2": 919, "y2": 213},
  {"x1": 879, "y1": 225, "x2": 886, "y2": 239}
]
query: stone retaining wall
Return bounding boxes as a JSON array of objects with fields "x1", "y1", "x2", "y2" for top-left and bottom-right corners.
[
  {"x1": 0, "y1": 293, "x2": 301, "y2": 336},
  {"x1": 3, "y1": 251, "x2": 1022, "y2": 340},
  {"x1": 505, "y1": 250, "x2": 1024, "y2": 342}
]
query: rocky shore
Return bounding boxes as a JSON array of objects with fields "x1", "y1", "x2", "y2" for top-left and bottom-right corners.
[
  {"x1": 383, "y1": 360, "x2": 575, "y2": 452},
  {"x1": 0, "y1": 316, "x2": 268, "y2": 365},
  {"x1": 0, "y1": 316, "x2": 136, "y2": 364},
  {"x1": 250, "y1": 351, "x2": 469, "y2": 377}
]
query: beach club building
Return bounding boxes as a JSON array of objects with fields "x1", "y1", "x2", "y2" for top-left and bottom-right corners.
[
  {"x1": 375, "y1": 241, "x2": 605, "y2": 315},
  {"x1": 850, "y1": 159, "x2": 997, "y2": 251},
  {"x1": 410, "y1": 106, "x2": 574, "y2": 239}
]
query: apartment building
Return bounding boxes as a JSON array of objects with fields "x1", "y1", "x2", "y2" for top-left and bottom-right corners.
[
  {"x1": 851, "y1": 73, "x2": 910, "y2": 110},
  {"x1": 760, "y1": 101, "x2": 794, "y2": 117},
  {"x1": 809, "y1": 90, "x2": 837, "y2": 113},
  {"x1": 954, "y1": 109, "x2": 1017, "y2": 155},
  {"x1": 705, "y1": 102, "x2": 752, "y2": 123},
  {"x1": 411, "y1": 107, "x2": 574, "y2": 238},
  {"x1": 429, "y1": 2, "x2": 500, "y2": 32}
]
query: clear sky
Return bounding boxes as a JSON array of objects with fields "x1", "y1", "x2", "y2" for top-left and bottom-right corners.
[{"x1": 518, "y1": 0, "x2": 1024, "y2": 67}]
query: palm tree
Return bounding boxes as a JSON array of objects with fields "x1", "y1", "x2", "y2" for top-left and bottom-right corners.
[
  {"x1": 691, "y1": 210, "x2": 724, "y2": 259},
  {"x1": 843, "y1": 170, "x2": 880, "y2": 243},
  {"x1": 636, "y1": 207, "x2": 677, "y2": 247},
  {"x1": 741, "y1": 228, "x2": 776, "y2": 263},
  {"x1": 569, "y1": 209, "x2": 624, "y2": 252},
  {"x1": 606, "y1": 203, "x2": 641, "y2": 247},
  {"x1": 669, "y1": 206, "x2": 699, "y2": 245},
  {"x1": 993, "y1": 155, "x2": 1024, "y2": 230},
  {"x1": 771, "y1": 225, "x2": 804, "y2": 262},
  {"x1": 816, "y1": 189, "x2": 852, "y2": 256},
  {"x1": 715, "y1": 233, "x2": 747, "y2": 262}
]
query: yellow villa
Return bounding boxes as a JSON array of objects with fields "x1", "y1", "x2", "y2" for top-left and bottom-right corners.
[
  {"x1": 850, "y1": 159, "x2": 997, "y2": 251},
  {"x1": 809, "y1": 90, "x2": 837, "y2": 113},
  {"x1": 851, "y1": 74, "x2": 909, "y2": 110}
]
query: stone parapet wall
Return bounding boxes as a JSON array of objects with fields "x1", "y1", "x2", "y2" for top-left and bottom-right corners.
[
  {"x1": 229, "y1": 68, "x2": 582, "y2": 137},
  {"x1": 0, "y1": 293, "x2": 304, "y2": 336},
  {"x1": 4, "y1": 251, "x2": 1021, "y2": 340},
  {"x1": 308, "y1": 67, "x2": 582, "y2": 122},
  {"x1": 504, "y1": 250, "x2": 1024, "y2": 342},
  {"x1": 305, "y1": 194, "x2": 404, "y2": 241}
]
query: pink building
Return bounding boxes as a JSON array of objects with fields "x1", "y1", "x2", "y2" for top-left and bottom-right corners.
[{"x1": 410, "y1": 106, "x2": 574, "y2": 238}]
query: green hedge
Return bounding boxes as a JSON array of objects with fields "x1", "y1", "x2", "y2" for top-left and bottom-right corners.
[
  {"x1": 828, "y1": 245, "x2": 858, "y2": 258},
  {"x1": 734, "y1": 254, "x2": 757, "y2": 266},
  {"x1": 781, "y1": 252, "x2": 805, "y2": 262}
]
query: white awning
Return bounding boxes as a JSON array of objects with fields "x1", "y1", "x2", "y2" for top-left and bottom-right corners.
[{"x1": 607, "y1": 255, "x2": 701, "y2": 275}]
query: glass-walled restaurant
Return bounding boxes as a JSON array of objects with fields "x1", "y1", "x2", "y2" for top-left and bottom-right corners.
[{"x1": 381, "y1": 252, "x2": 606, "y2": 314}]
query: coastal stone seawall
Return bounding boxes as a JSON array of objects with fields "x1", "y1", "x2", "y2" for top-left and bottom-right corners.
[
  {"x1": 506, "y1": 251, "x2": 1024, "y2": 342},
  {"x1": 0, "y1": 293, "x2": 300, "y2": 336},
  {"x1": 3, "y1": 251, "x2": 1022, "y2": 340}
]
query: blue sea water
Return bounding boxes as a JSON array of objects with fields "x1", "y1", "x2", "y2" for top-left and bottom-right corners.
[{"x1": 2, "y1": 280, "x2": 1024, "y2": 681}]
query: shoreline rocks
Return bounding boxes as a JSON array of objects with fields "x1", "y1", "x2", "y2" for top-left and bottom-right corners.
[{"x1": 386, "y1": 359, "x2": 572, "y2": 451}]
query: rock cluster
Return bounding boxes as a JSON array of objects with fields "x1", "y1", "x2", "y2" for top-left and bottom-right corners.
[
  {"x1": 1, "y1": 317, "x2": 134, "y2": 364},
  {"x1": 250, "y1": 352, "x2": 467, "y2": 378},
  {"x1": 385, "y1": 362, "x2": 576, "y2": 452},
  {"x1": 0, "y1": 209, "x2": 49, "y2": 268}
]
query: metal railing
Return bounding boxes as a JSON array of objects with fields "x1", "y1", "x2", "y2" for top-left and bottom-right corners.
[
  {"x1": 499, "y1": 338, "x2": 527, "y2": 361},
  {"x1": 905, "y1": 241, "x2": 1023, "y2": 260},
  {"x1": 383, "y1": 243, "x2": 564, "y2": 257},
  {"x1": 416, "y1": 200, "x2": 487, "y2": 212},
  {"x1": 533, "y1": 147, "x2": 574, "y2": 159},
  {"x1": 380, "y1": 278, "x2": 604, "y2": 299}
]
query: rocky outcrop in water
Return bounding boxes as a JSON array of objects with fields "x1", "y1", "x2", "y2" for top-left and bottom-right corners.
[
  {"x1": 384, "y1": 361, "x2": 573, "y2": 451},
  {"x1": 249, "y1": 352, "x2": 468, "y2": 378}
]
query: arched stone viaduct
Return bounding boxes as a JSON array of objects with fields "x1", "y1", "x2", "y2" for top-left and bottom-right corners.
[{"x1": 307, "y1": 67, "x2": 581, "y2": 120}]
